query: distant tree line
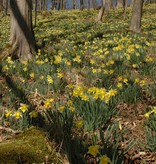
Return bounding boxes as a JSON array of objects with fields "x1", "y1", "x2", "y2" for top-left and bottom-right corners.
[{"x1": 1, "y1": 0, "x2": 156, "y2": 13}]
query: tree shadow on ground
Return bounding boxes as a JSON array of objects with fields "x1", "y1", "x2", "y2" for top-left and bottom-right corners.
[
  {"x1": 0, "y1": 66, "x2": 44, "y2": 127},
  {"x1": 42, "y1": 110, "x2": 126, "y2": 164}
]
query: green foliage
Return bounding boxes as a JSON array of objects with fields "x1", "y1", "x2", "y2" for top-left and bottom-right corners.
[
  {"x1": 1, "y1": 4, "x2": 156, "y2": 163},
  {"x1": 146, "y1": 112, "x2": 156, "y2": 152}
]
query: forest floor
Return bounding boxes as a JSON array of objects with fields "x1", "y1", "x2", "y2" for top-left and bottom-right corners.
[{"x1": 0, "y1": 4, "x2": 156, "y2": 164}]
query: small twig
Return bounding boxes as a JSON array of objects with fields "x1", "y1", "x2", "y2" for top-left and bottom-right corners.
[{"x1": 0, "y1": 126, "x2": 22, "y2": 134}]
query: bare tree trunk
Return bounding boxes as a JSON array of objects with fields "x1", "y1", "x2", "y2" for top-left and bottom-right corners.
[
  {"x1": 39, "y1": 0, "x2": 42, "y2": 10},
  {"x1": 130, "y1": 0, "x2": 134, "y2": 7},
  {"x1": 80, "y1": 0, "x2": 84, "y2": 10},
  {"x1": 51, "y1": 0, "x2": 55, "y2": 10},
  {"x1": 73, "y1": 0, "x2": 76, "y2": 9},
  {"x1": 0, "y1": 0, "x2": 3, "y2": 11},
  {"x1": 5, "y1": 0, "x2": 8, "y2": 15},
  {"x1": 63, "y1": 0, "x2": 66, "y2": 9},
  {"x1": 34, "y1": 0, "x2": 37, "y2": 27},
  {"x1": 10, "y1": 0, "x2": 36, "y2": 61},
  {"x1": 129, "y1": 0, "x2": 143, "y2": 33},
  {"x1": 96, "y1": 5, "x2": 105, "y2": 22},
  {"x1": 117, "y1": 0, "x2": 124, "y2": 7},
  {"x1": 95, "y1": 0, "x2": 112, "y2": 22},
  {"x1": 87, "y1": 0, "x2": 90, "y2": 9},
  {"x1": 123, "y1": 0, "x2": 128, "y2": 19},
  {"x1": 2, "y1": 0, "x2": 8, "y2": 15},
  {"x1": 92, "y1": 0, "x2": 96, "y2": 9}
]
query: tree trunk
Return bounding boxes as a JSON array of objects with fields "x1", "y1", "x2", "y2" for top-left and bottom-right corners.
[
  {"x1": 10, "y1": 0, "x2": 36, "y2": 61},
  {"x1": 92, "y1": 0, "x2": 96, "y2": 9},
  {"x1": 34, "y1": 0, "x2": 37, "y2": 27},
  {"x1": 51, "y1": 0, "x2": 55, "y2": 10},
  {"x1": 123, "y1": 0, "x2": 128, "y2": 19},
  {"x1": 73, "y1": 0, "x2": 76, "y2": 9},
  {"x1": 87, "y1": 0, "x2": 90, "y2": 9},
  {"x1": 96, "y1": 5, "x2": 105, "y2": 22},
  {"x1": 130, "y1": 0, "x2": 134, "y2": 7},
  {"x1": 0, "y1": 0, "x2": 3, "y2": 11},
  {"x1": 80, "y1": 0, "x2": 84, "y2": 10},
  {"x1": 117, "y1": 0, "x2": 124, "y2": 7},
  {"x1": 95, "y1": 0, "x2": 112, "y2": 22},
  {"x1": 63, "y1": 0, "x2": 66, "y2": 9},
  {"x1": 129, "y1": 0, "x2": 143, "y2": 33}
]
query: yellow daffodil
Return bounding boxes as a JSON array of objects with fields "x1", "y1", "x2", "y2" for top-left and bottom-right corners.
[
  {"x1": 100, "y1": 155, "x2": 111, "y2": 164},
  {"x1": 75, "y1": 119, "x2": 83, "y2": 128},
  {"x1": 14, "y1": 111, "x2": 22, "y2": 119},
  {"x1": 134, "y1": 78, "x2": 140, "y2": 84},
  {"x1": 140, "y1": 80, "x2": 146, "y2": 87},
  {"x1": 23, "y1": 67, "x2": 28, "y2": 72},
  {"x1": 57, "y1": 72, "x2": 63, "y2": 79},
  {"x1": 44, "y1": 98, "x2": 54, "y2": 109},
  {"x1": 47, "y1": 75, "x2": 53, "y2": 84},
  {"x1": 30, "y1": 72, "x2": 35, "y2": 78},
  {"x1": 29, "y1": 111, "x2": 38, "y2": 118},
  {"x1": 19, "y1": 103, "x2": 28, "y2": 113},
  {"x1": 88, "y1": 145, "x2": 100, "y2": 157},
  {"x1": 81, "y1": 94, "x2": 89, "y2": 101},
  {"x1": 123, "y1": 78, "x2": 128, "y2": 84},
  {"x1": 67, "y1": 100, "x2": 73, "y2": 106},
  {"x1": 54, "y1": 55, "x2": 62, "y2": 64},
  {"x1": 5, "y1": 111, "x2": 12, "y2": 118},
  {"x1": 58, "y1": 105, "x2": 65, "y2": 112},
  {"x1": 69, "y1": 106, "x2": 75, "y2": 112},
  {"x1": 117, "y1": 82, "x2": 123, "y2": 88},
  {"x1": 40, "y1": 75, "x2": 44, "y2": 80},
  {"x1": 2, "y1": 65, "x2": 9, "y2": 71}
]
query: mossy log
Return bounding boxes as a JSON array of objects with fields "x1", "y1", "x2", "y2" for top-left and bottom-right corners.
[{"x1": 0, "y1": 127, "x2": 62, "y2": 163}]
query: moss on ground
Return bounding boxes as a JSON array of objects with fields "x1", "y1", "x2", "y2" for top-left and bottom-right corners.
[{"x1": 0, "y1": 127, "x2": 62, "y2": 163}]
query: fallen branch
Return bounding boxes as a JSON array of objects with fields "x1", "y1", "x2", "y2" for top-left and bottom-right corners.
[{"x1": 0, "y1": 126, "x2": 22, "y2": 134}]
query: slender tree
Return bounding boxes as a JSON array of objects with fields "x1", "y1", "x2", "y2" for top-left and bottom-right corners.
[
  {"x1": 0, "y1": 0, "x2": 3, "y2": 11},
  {"x1": 130, "y1": 0, "x2": 134, "y2": 7},
  {"x1": 92, "y1": 0, "x2": 96, "y2": 9},
  {"x1": 87, "y1": 0, "x2": 90, "y2": 9},
  {"x1": 117, "y1": 0, "x2": 124, "y2": 7},
  {"x1": 129, "y1": 0, "x2": 143, "y2": 33},
  {"x1": 96, "y1": 0, "x2": 112, "y2": 22},
  {"x1": 80, "y1": 0, "x2": 84, "y2": 10},
  {"x1": 123, "y1": 0, "x2": 128, "y2": 19},
  {"x1": 34, "y1": 0, "x2": 37, "y2": 27},
  {"x1": 73, "y1": 0, "x2": 76, "y2": 9},
  {"x1": 9, "y1": 0, "x2": 36, "y2": 61}
]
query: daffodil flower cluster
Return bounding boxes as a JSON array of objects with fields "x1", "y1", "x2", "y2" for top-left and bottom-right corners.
[
  {"x1": 5, "y1": 103, "x2": 29, "y2": 120},
  {"x1": 88, "y1": 145, "x2": 111, "y2": 164},
  {"x1": 73, "y1": 85, "x2": 117, "y2": 103},
  {"x1": 144, "y1": 106, "x2": 156, "y2": 118}
]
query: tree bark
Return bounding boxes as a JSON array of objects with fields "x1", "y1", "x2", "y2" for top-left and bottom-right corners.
[
  {"x1": 87, "y1": 0, "x2": 90, "y2": 9},
  {"x1": 96, "y1": 5, "x2": 105, "y2": 22},
  {"x1": 95, "y1": 0, "x2": 112, "y2": 22},
  {"x1": 117, "y1": 0, "x2": 124, "y2": 7},
  {"x1": 92, "y1": 0, "x2": 96, "y2": 9},
  {"x1": 0, "y1": 0, "x2": 3, "y2": 11},
  {"x1": 129, "y1": 0, "x2": 143, "y2": 33},
  {"x1": 73, "y1": 0, "x2": 76, "y2": 9},
  {"x1": 34, "y1": 0, "x2": 37, "y2": 27},
  {"x1": 130, "y1": 0, "x2": 134, "y2": 7},
  {"x1": 10, "y1": 0, "x2": 36, "y2": 61},
  {"x1": 123, "y1": 0, "x2": 128, "y2": 19},
  {"x1": 80, "y1": 0, "x2": 84, "y2": 10}
]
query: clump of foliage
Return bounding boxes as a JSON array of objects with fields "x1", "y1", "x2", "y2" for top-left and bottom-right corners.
[{"x1": 0, "y1": 127, "x2": 63, "y2": 163}]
